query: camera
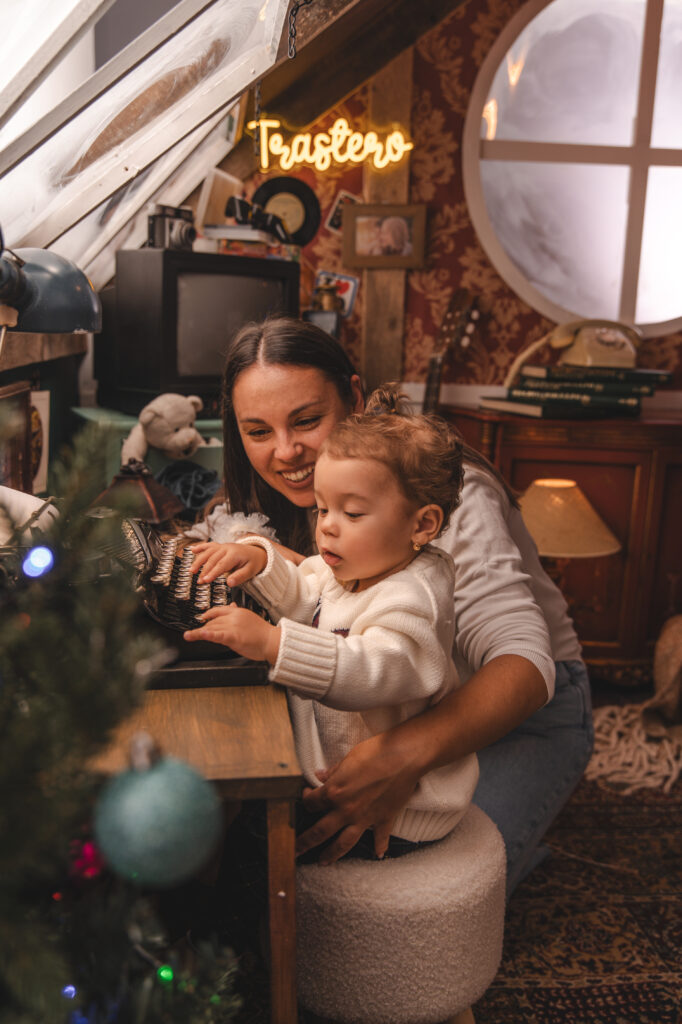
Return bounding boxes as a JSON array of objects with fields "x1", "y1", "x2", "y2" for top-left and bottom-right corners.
[{"x1": 147, "y1": 204, "x2": 197, "y2": 251}]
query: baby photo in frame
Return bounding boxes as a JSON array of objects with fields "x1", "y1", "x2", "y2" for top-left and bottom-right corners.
[{"x1": 342, "y1": 203, "x2": 426, "y2": 269}]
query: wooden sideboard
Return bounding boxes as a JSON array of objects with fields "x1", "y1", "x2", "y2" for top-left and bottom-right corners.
[{"x1": 439, "y1": 405, "x2": 682, "y2": 685}]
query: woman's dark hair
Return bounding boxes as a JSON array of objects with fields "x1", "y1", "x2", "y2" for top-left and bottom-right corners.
[
  {"x1": 221, "y1": 316, "x2": 359, "y2": 554},
  {"x1": 219, "y1": 317, "x2": 517, "y2": 552}
]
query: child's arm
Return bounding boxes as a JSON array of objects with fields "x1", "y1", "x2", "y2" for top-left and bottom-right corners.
[
  {"x1": 189, "y1": 541, "x2": 267, "y2": 585},
  {"x1": 234, "y1": 537, "x2": 321, "y2": 623},
  {"x1": 270, "y1": 605, "x2": 451, "y2": 711}
]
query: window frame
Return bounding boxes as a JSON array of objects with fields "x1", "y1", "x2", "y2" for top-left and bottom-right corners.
[
  {"x1": 462, "y1": 0, "x2": 682, "y2": 338},
  {"x1": 0, "y1": 0, "x2": 289, "y2": 249}
]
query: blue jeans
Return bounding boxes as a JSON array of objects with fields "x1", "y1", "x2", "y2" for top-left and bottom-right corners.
[{"x1": 473, "y1": 659, "x2": 594, "y2": 899}]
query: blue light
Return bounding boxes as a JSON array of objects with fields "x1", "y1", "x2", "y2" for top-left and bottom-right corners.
[
  {"x1": 62, "y1": 984, "x2": 77, "y2": 999},
  {"x1": 22, "y1": 546, "x2": 54, "y2": 578}
]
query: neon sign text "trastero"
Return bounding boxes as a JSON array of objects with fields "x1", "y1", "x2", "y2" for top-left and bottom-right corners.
[{"x1": 247, "y1": 117, "x2": 414, "y2": 172}]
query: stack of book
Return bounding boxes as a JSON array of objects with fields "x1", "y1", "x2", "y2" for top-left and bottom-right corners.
[{"x1": 479, "y1": 364, "x2": 672, "y2": 419}]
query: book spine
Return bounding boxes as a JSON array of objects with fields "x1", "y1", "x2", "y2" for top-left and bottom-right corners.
[
  {"x1": 521, "y1": 364, "x2": 671, "y2": 384},
  {"x1": 508, "y1": 388, "x2": 640, "y2": 409},
  {"x1": 479, "y1": 397, "x2": 638, "y2": 419},
  {"x1": 517, "y1": 376, "x2": 655, "y2": 397}
]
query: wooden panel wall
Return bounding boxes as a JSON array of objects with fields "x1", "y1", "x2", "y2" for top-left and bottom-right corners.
[{"x1": 360, "y1": 49, "x2": 413, "y2": 392}]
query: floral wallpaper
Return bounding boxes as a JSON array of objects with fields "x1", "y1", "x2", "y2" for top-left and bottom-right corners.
[{"x1": 247, "y1": 0, "x2": 682, "y2": 389}]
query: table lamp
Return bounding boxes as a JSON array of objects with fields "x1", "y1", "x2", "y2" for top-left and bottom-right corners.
[
  {"x1": 519, "y1": 478, "x2": 621, "y2": 593},
  {"x1": 0, "y1": 230, "x2": 101, "y2": 361}
]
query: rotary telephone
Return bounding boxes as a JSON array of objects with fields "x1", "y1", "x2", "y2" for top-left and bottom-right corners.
[{"x1": 504, "y1": 318, "x2": 642, "y2": 388}]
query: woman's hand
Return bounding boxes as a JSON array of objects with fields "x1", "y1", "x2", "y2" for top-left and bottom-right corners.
[
  {"x1": 295, "y1": 655, "x2": 548, "y2": 864},
  {"x1": 296, "y1": 731, "x2": 421, "y2": 864},
  {"x1": 189, "y1": 541, "x2": 267, "y2": 585},
  {"x1": 183, "y1": 604, "x2": 281, "y2": 664}
]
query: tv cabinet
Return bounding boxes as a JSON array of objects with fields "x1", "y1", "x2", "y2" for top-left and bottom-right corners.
[{"x1": 439, "y1": 405, "x2": 682, "y2": 686}]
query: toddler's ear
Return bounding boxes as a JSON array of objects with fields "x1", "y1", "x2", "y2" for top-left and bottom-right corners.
[{"x1": 412, "y1": 504, "x2": 444, "y2": 547}]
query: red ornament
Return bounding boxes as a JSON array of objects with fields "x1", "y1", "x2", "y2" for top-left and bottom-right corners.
[{"x1": 70, "y1": 839, "x2": 105, "y2": 879}]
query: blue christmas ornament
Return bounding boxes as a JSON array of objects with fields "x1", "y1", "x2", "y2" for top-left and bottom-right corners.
[
  {"x1": 94, "y1": 752, "x2": 222, "y2": 888},
  {"x1": 22, "y1": 545, "x2": 54, "y2": 578}
]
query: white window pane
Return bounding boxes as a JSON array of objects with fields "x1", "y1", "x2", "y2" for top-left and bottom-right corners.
[
  {"x1": 480, "y1": 161, "x2": 629, "y2": 318},
  {"x1": 0, "y1": 0, "x2": 110, "y2": 123},
  {"x1": 482, "y1": 0, "x2": 644, "y2": 145},
  {"x1": 0, "y1": 0, "x2": 286, "y2": 248},
  {"x1": 0, "y1": 33, "x2": 95, "y2": 148},
  {"x1": 650, "y1": 0, "x2": 682, "y2": 148},
  {"x1": 52, "y1": 108, "x2": 236, "y2": 288},
  {"x1": 636, "y1": 166, "x2": 682, "y2": 322}
]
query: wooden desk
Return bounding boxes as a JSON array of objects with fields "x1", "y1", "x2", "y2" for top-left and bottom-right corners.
[{"x1": 92, "y1": 685, "x2": 303, "y2": 1024}]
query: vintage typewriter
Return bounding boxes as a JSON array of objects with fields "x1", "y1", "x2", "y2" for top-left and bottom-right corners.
[{"x1": 113, "y1": 517, "x2": 271, "y2": 688}]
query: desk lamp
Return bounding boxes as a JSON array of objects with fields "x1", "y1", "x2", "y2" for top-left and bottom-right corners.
[
  {"x1": 519, "y1": 478, "x2": 621, "y2": 593},
  {"x1": 0, "y1": 228, "x2": 101, "y2": 361}
]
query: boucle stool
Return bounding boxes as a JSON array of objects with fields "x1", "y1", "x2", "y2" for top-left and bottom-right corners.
[{"x1": 296, "y1": 804, "x2": 506, "y2": 1024}]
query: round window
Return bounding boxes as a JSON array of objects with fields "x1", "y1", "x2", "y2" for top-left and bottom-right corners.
[{"x1": 462, "y1": 0, "x2": 682, "y2": 337}]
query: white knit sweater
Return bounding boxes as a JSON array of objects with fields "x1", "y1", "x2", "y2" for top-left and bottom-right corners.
[
  {"x1": 434, "y1": 464, "x2": 582, "y2": 702},
  {"x1": 238, "y1": 538, "x2": 479, "y2": 843}
]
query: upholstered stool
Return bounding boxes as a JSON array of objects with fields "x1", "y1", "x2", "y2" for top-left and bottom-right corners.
[{"x1": 296, "y1": 804, "x2": 506, "y2": 1024}]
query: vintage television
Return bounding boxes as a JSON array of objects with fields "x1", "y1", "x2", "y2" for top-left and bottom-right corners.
[{"x1": 95, "y1": 248, "x2": 300, "y2": 417}]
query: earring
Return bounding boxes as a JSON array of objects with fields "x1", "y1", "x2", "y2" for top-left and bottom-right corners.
[{"x1": 413, "y1": 542, "x2": 421, "y2": 552}]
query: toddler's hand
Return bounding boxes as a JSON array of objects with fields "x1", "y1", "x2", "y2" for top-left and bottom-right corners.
[
  {"x1": 183, "y1": 604, "x2": 281, "y2": 664},
  {"x1": 189, "y1": 541, "x2": 267, "y2": 585}
]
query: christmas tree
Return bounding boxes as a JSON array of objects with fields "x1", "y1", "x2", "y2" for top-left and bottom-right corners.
[{"x1": 0, "y1": 417, "x2": 242, "y2": 1024}]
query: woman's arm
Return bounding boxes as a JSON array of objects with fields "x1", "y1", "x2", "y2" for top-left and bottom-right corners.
[{"x1": 297, "y1": 652, "x2": 546, "y2": 863}]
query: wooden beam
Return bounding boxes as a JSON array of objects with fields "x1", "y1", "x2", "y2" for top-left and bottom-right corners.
[
  {"x1": 361, "y1": 48, "x2": 413, "y2": 391},
  {"x1": 220, "y1": 0, "x2": 465, "y2": 181}
]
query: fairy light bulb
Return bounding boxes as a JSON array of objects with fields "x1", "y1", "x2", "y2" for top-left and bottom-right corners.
[
  {"x1": 157, "y1": 965, "x2": 174, "y2": 986},
  {"x1": 22, "y1": 545, "x2": 54, "y2": 578}
]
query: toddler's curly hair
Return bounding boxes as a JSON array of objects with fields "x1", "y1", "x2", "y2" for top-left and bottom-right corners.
[{"x1": 319, "y1": 383, "x2": 464, "y2": 536}]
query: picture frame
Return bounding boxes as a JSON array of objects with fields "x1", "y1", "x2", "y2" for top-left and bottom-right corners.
[{"x1": 342, "y1": 203, "x2": 426, "y2": 269}]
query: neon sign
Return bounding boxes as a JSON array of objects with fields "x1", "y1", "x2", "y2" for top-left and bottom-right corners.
[{"x1": 247, "y1": 117, "x2": 414, "y2": 173}]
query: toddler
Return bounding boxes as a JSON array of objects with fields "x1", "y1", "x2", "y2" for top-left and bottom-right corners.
[{"x1": 184, "y1": 386, "x2": 479, "y2": 855}]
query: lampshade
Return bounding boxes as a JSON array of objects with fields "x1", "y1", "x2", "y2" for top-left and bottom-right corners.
[
  {"x1": 0, "y1": 247, "x2": 101, "y2": 334},
  {"x1": 519, "y1": 478, "x2": 621, "y2": 558}
]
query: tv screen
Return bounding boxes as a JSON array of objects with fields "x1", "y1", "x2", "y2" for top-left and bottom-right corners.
[{"x1": 176, "y1": 272, "x2": 289, "y2": 377}]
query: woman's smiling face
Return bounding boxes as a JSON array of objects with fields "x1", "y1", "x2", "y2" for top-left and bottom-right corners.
[{"x1": 232, "y1": 362, "x2": 363, "y2": 507}]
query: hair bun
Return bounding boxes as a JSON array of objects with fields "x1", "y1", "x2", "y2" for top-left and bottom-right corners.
[{"x1": 364, "y1": 382, "x2": 410, "y2": 416}]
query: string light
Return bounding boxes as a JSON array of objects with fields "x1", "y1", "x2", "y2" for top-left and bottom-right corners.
[
  {"x1": 22, "y1": 545, "x2": 54, "y2": 578},
  {"x1": 62, "y1": 984, "x2": 77, "y2": 999},
  {"x1": 157, "y1": 965, "x2": 174, "y2": 986}
]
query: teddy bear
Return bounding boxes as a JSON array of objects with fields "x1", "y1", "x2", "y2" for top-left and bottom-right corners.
[{"x1": 120, "y1": 393, "x2": 219, "y2": 467}]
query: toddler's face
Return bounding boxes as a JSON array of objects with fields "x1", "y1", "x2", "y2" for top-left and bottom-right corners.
[{"x1": 314, "y1": 454, "x2": 419, "y2": 591}]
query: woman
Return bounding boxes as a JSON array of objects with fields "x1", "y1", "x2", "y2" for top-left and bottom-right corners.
[{"x1": 217, "y1": 315, "x2": 593, "y2": 896}]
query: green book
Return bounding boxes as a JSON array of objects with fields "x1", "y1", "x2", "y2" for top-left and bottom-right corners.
[
  {"x1": 478, "y1": 396, "x2": 640, "y2": 419},
  {"x1": 517, "y1": 375, "x2": 655, "y2": 397},
  {"x1": 520, "y1": 364, "x2": 671, "y2": 385},
  {"x1": 507, "y1": 387, "x2": 641, "y2": 411}
]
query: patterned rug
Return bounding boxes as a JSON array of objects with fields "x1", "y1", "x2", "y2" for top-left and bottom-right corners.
[{"x1": 473, "y1": 777, "x2": 682, "y2": 1024}]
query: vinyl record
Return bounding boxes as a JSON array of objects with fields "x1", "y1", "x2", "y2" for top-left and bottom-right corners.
[{"x1": 252, "y1": 176, "x2": 321, "y2": 247}]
